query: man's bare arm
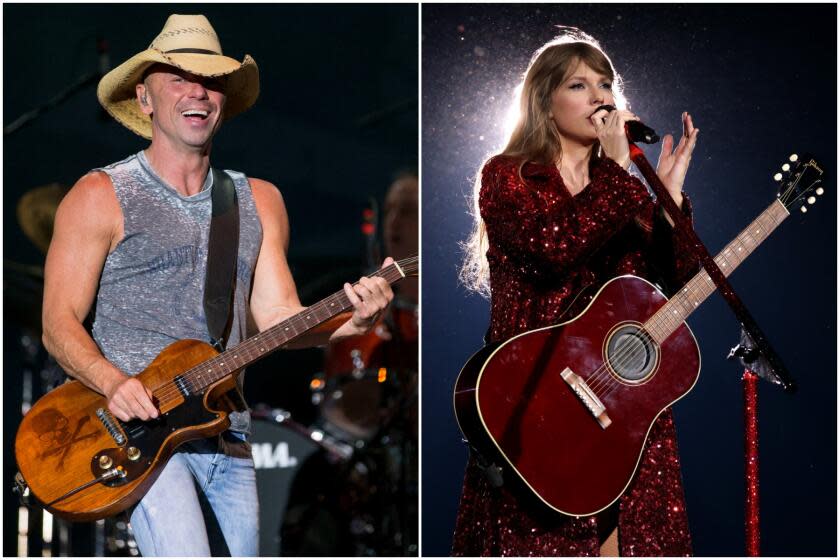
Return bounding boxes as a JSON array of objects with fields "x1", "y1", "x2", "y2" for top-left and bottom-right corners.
[
  {"x1": 42, "y1": 172, "x2": 158, "y2": 421},
  {"x1": 248, "y1": 178, "x2": 393, "y2": 347}
]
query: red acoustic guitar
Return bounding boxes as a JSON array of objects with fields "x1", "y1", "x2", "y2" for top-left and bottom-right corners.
[
  {"x1": 15, "y1": 256, "x2": 417, "y2": 521},
  {"x1": 454, "y1": 156, "x2": 823, "y2": 517}
]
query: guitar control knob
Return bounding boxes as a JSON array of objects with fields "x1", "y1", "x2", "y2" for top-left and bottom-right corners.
[
  {"x1": 789, "y1": 154, "x2": 798, "y2": 162},
  {"x1": 800, "y1": 206, "x2": 808, "y2": 213},
  {"x1": 782, "y1": 163, "x2": 790, "y2": 172},
  {"x1": 98, "y1": 455, "x2": 113, "y2": 470},
  {"x1": 807, "y1": 196, "x2": 816, "y2": 204},
  {"x1": 773, "y1": 173, "x2": 782, "y2": 182},
  {"x1": 816, "y1": 187, "x2": 824, "y2": 195},
  {"x1": 127, "y1": 447, "x2": 141, "y2": 461}
]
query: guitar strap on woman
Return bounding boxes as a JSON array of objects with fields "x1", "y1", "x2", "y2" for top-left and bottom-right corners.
[{"x1": 204, "y1": 169, "x2": 239, "y2": 352}]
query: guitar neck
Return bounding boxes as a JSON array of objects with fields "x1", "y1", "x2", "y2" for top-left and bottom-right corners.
[
  {"x1": 645, "y1": 200, "x2": 790, "y2": 344},
  {"x1": 179, "y1": 256, "x2": 417, "y2": 394}
]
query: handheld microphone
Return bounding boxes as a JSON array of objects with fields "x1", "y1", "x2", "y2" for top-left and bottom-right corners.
[{"x1": 595, "y1": 104, "x2": 659, "y2": 144}]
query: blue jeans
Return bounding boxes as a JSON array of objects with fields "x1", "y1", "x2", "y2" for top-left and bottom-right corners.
[{"x1": 129, "y1": 435, "x2": 258, "y2": 556}]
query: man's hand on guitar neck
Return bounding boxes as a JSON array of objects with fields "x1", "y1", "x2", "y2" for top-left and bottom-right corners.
[
  {"x1": 337, "y1": 256, "x2": 396, "y2": 339},
  {"x1": 102, "y1": 372, "x2": 159, "y2": 422}
]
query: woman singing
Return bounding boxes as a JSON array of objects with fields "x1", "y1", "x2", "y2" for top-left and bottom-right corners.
[{"x1": 455, "y1": 32, "x2": 700, "y2": 556}]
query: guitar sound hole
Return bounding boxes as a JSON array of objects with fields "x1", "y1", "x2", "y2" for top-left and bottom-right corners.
[{"x1": 606, "y1": 325, "x2": 656, "y2": 383}]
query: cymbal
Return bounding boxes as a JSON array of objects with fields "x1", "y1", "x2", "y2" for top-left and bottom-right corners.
[{"x1": 16, "y1": 183, "x2": 68, "y2": 254}]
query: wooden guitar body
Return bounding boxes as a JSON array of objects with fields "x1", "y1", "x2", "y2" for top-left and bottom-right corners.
[
  {"x1": 15, "y1": 339, "x2": 241, "y2": 521},
  {"x1": 14, "y1": 256, "x2": 418, "y2": 522},
  {"x1": 454, "y1": 275, "x2": 701, "y2": 517}
]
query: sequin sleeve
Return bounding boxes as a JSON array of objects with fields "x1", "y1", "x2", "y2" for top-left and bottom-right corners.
[
  {"x1": 479, "y1": 155, "x2": 651, "y2": 279},
  {"x1": 650, "y1": 194, "x2": 701, "y2": 292}
]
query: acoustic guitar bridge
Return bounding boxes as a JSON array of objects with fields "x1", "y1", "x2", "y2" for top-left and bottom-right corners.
[{"x1": 560, "y1": 368, "x2": 612, "y2": 429}]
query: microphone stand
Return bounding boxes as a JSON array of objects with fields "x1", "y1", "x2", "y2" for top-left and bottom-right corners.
[
  {"x1": 5, "y1": 37, "x2": 108, "y2": 137},
  {"x1": 627, "y1": 142, "x2": 796, "y2": 392},
  {"x1": 4, "y1": 71, "x2": 100, "y2": 136},
  {"x1": 742, "y1": 368, "x2": 761, "y2": 556},
  {"x1": 626, "y1": 141, "x2": 795, "y2": 557}
]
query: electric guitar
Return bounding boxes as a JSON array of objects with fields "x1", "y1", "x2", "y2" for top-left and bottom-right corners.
[
  {"x1": 454, "y1": 156, "x2": 824, "y2": 517},
  {"x1": 15, "y1": 256, "x2": 418, "y2": 521}
]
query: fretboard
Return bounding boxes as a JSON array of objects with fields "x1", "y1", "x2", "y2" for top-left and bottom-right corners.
[
  {"x1": 176, "y1": 256, "x2": 417, "y2": 395},
  {"x1": 645, "y1": 200, "x2": 789, "y2": 344}
]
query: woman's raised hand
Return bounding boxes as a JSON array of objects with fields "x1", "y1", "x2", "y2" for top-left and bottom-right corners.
[{"x1": 656, "y1": 112, "x2": 699, "y2": 207}]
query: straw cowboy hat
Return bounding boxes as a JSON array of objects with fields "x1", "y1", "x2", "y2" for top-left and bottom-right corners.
[{"x1": 97, "y1": 14, "x2": 259, "y2": 139}]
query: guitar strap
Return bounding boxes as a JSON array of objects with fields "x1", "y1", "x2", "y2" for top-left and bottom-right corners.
[{"x1": 204, "y1": 168, "x2": 239, "y2": 351}]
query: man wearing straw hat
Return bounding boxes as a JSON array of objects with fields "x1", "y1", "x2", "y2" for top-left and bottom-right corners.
[{"x1": 41, "y1": 14, "x2": 393, "y2": 556}]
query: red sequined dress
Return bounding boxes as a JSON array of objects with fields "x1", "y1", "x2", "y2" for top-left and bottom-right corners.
[{"x1": 452, "y1": 154, "x2": 697, "y2": 556}]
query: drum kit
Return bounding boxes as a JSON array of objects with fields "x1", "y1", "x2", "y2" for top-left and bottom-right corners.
[
  {"x1": 251, "y1": 301, "x2": 418, "y2": 556},
  {"x1": 7, "y1": 184, "x2": 419, "y2": 556}
]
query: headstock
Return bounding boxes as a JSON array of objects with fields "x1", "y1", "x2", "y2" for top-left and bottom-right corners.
[{"x1": 773, "y1": 154, "x2": 825, "y2": 214}]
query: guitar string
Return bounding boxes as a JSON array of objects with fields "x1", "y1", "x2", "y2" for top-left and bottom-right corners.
[
  {"x1": 591, "y1": 223, "x2": 784, "y2": 399},
  {"x1": 147, "y1": 259, "x2": 416, "y2": 407},
  {"x1": 587, "y1": 273, "x2": 713, "y2": 396},
  {"x1": 587, "y1": 274, "x2": 717, "y2": 398},
  {"x1": 584, "y1": 282, "x2": 700, "y2": 395},
  {"x1": 586, "y1": 217, "x2": 768, "y2": 396},
  {"x1": 147, "y1": 287, "x2": 359, "y2": 406},
  {"x1": 149, "y1": 262, "x2": 410, "y2": 403},
  {"x1": 589, "y1": 244, "x2": 747, "y2": 397},
  {"x1": 149, "y1": 287, "x2": 369, "y2": 404},
  {"x1": 576, "y1": 276, "x2": 706, "y2": 396},
  {"x1": 586, "y1": 326, "x2": 656, "y2": 395},
  {"x1": 586, "y1": 201, "x2": 787, "y2": 399}
]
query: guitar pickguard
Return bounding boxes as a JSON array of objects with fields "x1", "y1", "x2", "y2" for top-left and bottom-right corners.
[{"x1": 90, "y1": 394, "x2": 219, "y2": 487}]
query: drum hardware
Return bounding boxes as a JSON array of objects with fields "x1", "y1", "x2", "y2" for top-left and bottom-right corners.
[
  {"x1": 252, "y1": 405, "x2": 354, "y2": 462},
  {"x1": 249, "y1": 408, "x2": 323, "y2": 556}
]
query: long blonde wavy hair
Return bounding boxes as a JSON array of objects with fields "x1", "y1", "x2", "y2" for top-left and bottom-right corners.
[{"x1": 459, "y1": 31, "x2": 628, "y2": 297}]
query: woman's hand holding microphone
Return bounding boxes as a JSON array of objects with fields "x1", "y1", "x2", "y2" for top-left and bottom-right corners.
[{"x1": 591, "y1": 107, "x2": 699, "y2": 209}]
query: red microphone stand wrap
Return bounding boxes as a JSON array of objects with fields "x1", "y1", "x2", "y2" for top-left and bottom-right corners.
[
  {"x1": 626, "y1": 143, "x2": 791, "y2": 556},
  {"x1": 743, "y1": 369, "x2": 761, "y2": 556}
]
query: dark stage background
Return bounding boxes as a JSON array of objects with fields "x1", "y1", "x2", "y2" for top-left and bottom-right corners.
[
  {"x1": 4, "y1": 3, "x2": 416, "y2": 556},
  {"x1": 422, "y1": 4, "x2": 836, "y2": 557}
]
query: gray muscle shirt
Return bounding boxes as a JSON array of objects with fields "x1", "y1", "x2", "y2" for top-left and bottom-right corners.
[{"x1": 91, "y1": 151, "x2": 262, "y2": 434}]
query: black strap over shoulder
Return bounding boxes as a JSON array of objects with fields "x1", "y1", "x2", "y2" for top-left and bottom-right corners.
[{"x1": 204, "y1": 168, "x2": 239, "y2": 351}]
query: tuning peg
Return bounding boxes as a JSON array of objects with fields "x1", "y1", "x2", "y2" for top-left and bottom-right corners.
[
  {"x1": 816, "y1": 187, "x2": 825, "y2": 195},
  {"x1": 800, "y1": 206, "x2": 808, "y2": 213},
  {"x1": 807, "y1": 196, "x2": 816, "y2": 204},
  {"x1": 782, "y1": 163, "x2": 791, "y2": 172},
  {"x1": 789, "y1": 154, "x2": 798, "y2": 162},
  {"x1": 774, "y1": 173, "x2": 783, "y2": 182}
]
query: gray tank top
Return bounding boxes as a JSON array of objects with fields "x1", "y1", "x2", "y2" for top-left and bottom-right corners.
[{"x1": 92, "y1": 151, "x2": 262, "y2": 434}]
